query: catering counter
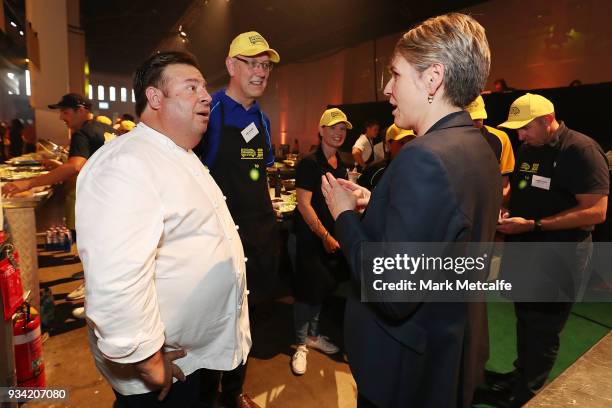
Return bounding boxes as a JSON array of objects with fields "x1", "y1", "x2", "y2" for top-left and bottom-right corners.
[
  {"x1": 1, "y1": 158, "x2": 55, "y2": 311},
  {"x1": 0, "y1": 157, "x2": 54, "y2": 397}
]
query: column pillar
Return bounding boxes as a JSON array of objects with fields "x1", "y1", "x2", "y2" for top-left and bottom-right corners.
[{"x1": 26, "y1": 0, "x2": 85, "y2": 146}]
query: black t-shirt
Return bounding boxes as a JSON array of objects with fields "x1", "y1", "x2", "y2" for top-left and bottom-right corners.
[
  {"x1": 69, "y1": 120, "x2": 116, "y2": 159},
  {"x1": 295, "y1": 146, "x2": 348, "y2": 233},
  {"x1": 509, "y1": 122, "x2": 609, "y2": 239}
]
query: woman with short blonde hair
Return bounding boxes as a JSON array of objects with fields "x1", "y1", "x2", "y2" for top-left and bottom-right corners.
[{"x1": 321, "y1": 13, "x2": 501, "y2": 407}]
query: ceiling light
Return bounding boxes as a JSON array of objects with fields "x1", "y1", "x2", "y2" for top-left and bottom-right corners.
[
  {"x1": 19, "y1": 30, "x2": 24, "y2": 36},
  {"x1": 10, "y1": 21, "x2": 17, "y2": 28}
]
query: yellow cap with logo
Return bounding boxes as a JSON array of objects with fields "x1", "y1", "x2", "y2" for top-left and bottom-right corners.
[
  {"x1": 465, "y1": 95, "x2": 487, "y2": 120},
  {"x1": 228, "y1": 31, "x2": 280, "y2": 63},
  {"x1": 319, "y1": 108, "x2": 352, "y2": 129},
  {"x1": 385, "y1": 124, "x2": 414, "y2": 142},
  {"x1": 498, "y1": 93, "x2": 555, "y2": 129}
]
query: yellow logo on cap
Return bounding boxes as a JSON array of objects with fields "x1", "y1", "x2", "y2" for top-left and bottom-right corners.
[
  {"x1": 510, "y1": 106, "x2": 520, "y2": 116},
  {"x1": 249, "y1": 35, "x2": 265, "y2": 45},
  {"x1": 331, "y1": 111, "x2": 342, "y2": 119}
]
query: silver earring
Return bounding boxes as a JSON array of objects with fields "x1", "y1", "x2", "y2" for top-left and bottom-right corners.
[{"x1": 428, "y1": 95, "x2": 433, "y2": 104}]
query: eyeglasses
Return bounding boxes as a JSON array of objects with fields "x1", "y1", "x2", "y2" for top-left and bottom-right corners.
[{"x1": 234, "y1": 56, "x2": 274, "y2": 72}]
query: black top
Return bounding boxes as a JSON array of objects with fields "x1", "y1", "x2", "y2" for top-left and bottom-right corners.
[
  {"x1": 333, "y1": 111, "x2": 501, "y2": 407},
  {"x1": 69, "y1": 120, "x2": 116, "y2": 159},
  {"x1": 293, "y1": 145, "x2": 349, "y2": 303},
  {"x1": 509, "y1": 121, "x2": 609, "y2": 240},
  {"x1": 295, "y1": 145, "x2": 348, "y2": 233}
]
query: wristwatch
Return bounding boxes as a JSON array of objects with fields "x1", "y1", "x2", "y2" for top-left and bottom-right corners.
[{"x1": 533, "y1": 219, "x2": 543, "y2": 232}]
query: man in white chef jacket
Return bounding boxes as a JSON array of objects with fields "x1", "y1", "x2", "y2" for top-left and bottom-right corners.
[{"x1": 76, "y1": 51, "x2": 251, "y2": 407}]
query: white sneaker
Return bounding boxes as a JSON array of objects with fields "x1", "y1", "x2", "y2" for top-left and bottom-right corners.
[
  {"x1": 291, "y1": 345, "x2": 308, "y2": 375},
  {"x1": 72, "y1": 307, "x2": 86, "y2": 319},
  {"x1": 306, "y1": 335, "x2": 340, "y2": 355},
  {"x1": 67, "y1": 283, "x2": 85, "y2": 300}
]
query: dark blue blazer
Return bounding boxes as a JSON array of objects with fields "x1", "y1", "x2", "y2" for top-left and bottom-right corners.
[{"x1": 335, "y1": 111, "x2": 501, "y2": 407}]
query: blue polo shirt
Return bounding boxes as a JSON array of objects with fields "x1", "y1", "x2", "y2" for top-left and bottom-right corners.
[{"x1": 197, "y1": 89, "x2": 274, "y2": 168}]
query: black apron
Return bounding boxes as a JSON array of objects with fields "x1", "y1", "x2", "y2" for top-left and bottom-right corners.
[
  {"x1": 365, "y1": 137, "x2": 375, "y2": 165},
  {"x1": 293, "y1": 148, "x2": 350, "y2": 304},
  {"x1": 208, "y1": 102, "x2": 280, "y2": 296}
]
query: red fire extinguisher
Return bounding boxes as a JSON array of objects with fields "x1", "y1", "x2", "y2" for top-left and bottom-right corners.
[{"x1": 13, "y1": 303, "x2": 45, "y2": 387}]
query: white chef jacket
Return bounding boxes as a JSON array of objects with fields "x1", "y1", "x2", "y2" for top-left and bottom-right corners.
[{"x1": 76, "y1": 122, "x2": 251, "y2": 395}]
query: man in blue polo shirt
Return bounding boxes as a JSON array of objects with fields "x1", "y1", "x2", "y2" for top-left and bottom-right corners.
[{"x1": 195, "y1": 31, "x2": 280, "y2": 408}]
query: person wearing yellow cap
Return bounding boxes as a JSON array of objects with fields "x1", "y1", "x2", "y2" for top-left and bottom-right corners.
[
  {"x1": 385, "y1": 123, "x2": 415, "y2": 159},
  {"x1": 484, "y1": 93, "x2": 609, "y2": 407},
  {"x1": 290, "y1": 107, "x2": 351, "y2": 376},
  {"x1": 465, "y1": 95, "x2": 515, "y2": 196},
  {"x1": 356, "y1": 124, "x2": 415, "y2": 190},
  {"x1": 194, "y1": 31, "x2": 280, "y2": 408}
]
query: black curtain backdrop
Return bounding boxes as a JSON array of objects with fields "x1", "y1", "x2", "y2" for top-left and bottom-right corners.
[
  {"x1": 332, "y1": 82, "x2": 612, "y2": 153},
  {"x1": 331, "y1": 82, "x2": 612, "y2": 240}
]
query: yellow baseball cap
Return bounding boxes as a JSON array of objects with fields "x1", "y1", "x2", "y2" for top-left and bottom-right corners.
[
  {"x1": 228, "y1": 31, "x2": 280, "y2": 63},
  {"x1": 319, "y1": 108, "x2": 352, "y2": 129},
  {"x1": 96, "y1": 115, "x2": 112, "y2": 125},
  {"x1": 120, "y1": 120, "x2": 136, "y2": 132},
  {"x1": 498, "y1": 93, "x2": 555, "y2": 129},
  {"x1": 465, "y1": 95, "x2": 487, "y2": 120},
  {"x1": 385, "y1": 124, "x2": 415, "y2": 142}
]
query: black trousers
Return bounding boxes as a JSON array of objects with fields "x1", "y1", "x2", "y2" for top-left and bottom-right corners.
[
  {"x1": 113, "y1": 368, "x2": 204, "y2": 408},
  {"x1": 199, "y1": 363, "x2": 248, "y2": 407},
  {"x1": 512, "y1": 302, "x2": 573, "y2": 401}
]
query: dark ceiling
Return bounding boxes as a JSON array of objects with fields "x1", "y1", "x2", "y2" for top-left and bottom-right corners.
[
  {"x1": 82, "y1": 0, "x2": 488, "y2": 87},
  {"x1": 81, "y1": 0, "x2": 194, "y2": 75},
  {"x1": 3, "y1": 0, "x2": 489, "y2": 86}
]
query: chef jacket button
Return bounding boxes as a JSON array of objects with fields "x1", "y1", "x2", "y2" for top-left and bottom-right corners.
[
  {"x1": 223, "y1": 195, "x2": 227, "y2": 200},
  {"x1": 235, "y1": 225, "x2": 240, "y2": 230},
  {"x1": 244, "y1": 257, "x2": 248, "y2": 262}
]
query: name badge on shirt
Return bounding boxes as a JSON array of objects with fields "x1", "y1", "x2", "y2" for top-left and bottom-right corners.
[
  {"x1": 241, "y1": 122, "x2": 259, "y2": 144},
  {"x1": 531, "y1": 175, "x2": 551, "y2": 190}
]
